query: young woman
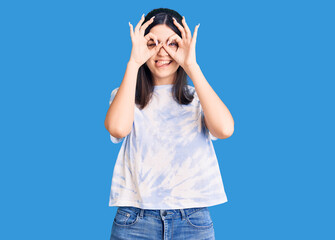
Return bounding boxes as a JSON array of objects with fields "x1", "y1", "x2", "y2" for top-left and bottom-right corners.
[{"x1": 105, "y1": 8, "x2": 234, "y2": 240}]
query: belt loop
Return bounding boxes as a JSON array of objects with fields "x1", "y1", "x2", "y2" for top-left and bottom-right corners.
[
  {"x1": 180, "y1": 209, "x2": 186, "y2": 220},
  {"x1": 139, "y1": 209, "x2": 144, "y2": 218}
]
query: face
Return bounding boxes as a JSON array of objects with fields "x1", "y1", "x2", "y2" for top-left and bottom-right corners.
[{"x1": 145, "y1": 24, "x2": 180, "y2": 85}]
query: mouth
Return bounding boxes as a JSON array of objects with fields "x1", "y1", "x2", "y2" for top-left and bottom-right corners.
[{"x1": 155, "y1": 60, "x2": 173, "y2": 68}]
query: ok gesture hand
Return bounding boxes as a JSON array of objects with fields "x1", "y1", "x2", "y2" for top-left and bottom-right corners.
[
  {"x1": 162, "y1": 16, "x2": 200, "y2": 69},
  {"x1": 128, "y1": 14, "x2": 163, "y2": 67}
]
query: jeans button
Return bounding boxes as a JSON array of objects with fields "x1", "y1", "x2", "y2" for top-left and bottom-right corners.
[{"x1": 162, "y1": 211, "x2": 167, "y2": 216}]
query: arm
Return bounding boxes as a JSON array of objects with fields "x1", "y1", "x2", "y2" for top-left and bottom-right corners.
[
  {"x1": 159, "y1": 17, "x2": 234, "y2": 139},
  {"x1": 105, "y1": 15, "x2": 163, "y2": 139},
  {"x1": 104, "y1": 60, "x2": 140, "y2": 138},
  {"x1": 184, "y1": 63, "x2": 235, "y2": 139}
]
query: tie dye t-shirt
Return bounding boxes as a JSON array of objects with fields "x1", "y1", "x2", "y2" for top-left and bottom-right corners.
[{"x1": 108, "y1": 84, "x2": 228, "y2": 209}]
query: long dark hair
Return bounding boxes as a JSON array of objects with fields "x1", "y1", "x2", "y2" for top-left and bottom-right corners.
[{"x1": 135, "y1": 8, "x2": 194, "y2": 110}]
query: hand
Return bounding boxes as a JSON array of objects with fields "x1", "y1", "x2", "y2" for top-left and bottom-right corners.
[
  {"x1": 161, "y1": 16, "x2": 200, "y2": 69},
  {"x1": 128, "y1": 14, "x2": 164, "y2": 67}
]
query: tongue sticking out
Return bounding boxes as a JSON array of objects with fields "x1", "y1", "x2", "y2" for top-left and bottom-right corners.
[{"x1": 156, "y1": 61, "x2": 171, "y2": 67}]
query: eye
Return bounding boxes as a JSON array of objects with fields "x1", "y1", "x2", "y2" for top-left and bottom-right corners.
[{"x1": 169, "y1": 42, "x2": 178, "y2": 47}]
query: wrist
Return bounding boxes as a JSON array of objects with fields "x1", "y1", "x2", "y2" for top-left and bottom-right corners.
[
  {"x1": 128, "y1": 58, "x2": 142, "y2": 69},
  {"x1": 183, "y1": 62, "x2": 199, "y2": 73}
]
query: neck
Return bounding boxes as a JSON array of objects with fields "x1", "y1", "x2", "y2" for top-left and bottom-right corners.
[{"x1": 153, "y1": 76, "x2": 176, "y2": 86}]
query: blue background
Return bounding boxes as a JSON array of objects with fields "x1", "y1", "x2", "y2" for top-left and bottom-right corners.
[{"x1": 1, "y1": 0, "x2": 334, "y2": 239}]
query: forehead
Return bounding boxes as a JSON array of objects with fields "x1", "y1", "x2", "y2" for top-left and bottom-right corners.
[{"x1": 148, "y1": 24, "x2": 176, "y2": 41}]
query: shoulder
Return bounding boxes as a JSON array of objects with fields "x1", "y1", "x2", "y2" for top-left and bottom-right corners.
[
  {"x1": 186, "y1": 85, "x2": 198, "y2": 101},
  {"x1": 186, "y1": 84, "x2": 195, "y2": 91},
  {"x1": 186, "y1": 85, "x2": 196, "y2": 96},
  {"x1": 109, "y1": 87, "x2": 120, "y2": 105},
  {"x1": 110, "y1": 87, "x2": 120, "y2": 99},
  {"x1": 111, "y1": 87, "x2": 120, "y2": 95}
]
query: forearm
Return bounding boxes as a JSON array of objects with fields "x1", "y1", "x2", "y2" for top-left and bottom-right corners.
[
  {"x1": 184, "y1": 63, "x2": 234, "y2": 138},
  {"x1": 104, "y1": 60, "x2": 140, "y2": 137}
]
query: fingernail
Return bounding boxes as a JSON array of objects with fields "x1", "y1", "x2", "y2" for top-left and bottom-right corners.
[
  {"x1": 167, "y1": 40, "x2": 170, "y2": 45},
  {"x1": 173, "y1": 17, "x2": 176, "y2": 21},
  {"x1": 151, "y1": 16, "x2": 155, "y2": 20},
  {"x1": 155, "y1": 40, "x2": 158, "y2": 46}
]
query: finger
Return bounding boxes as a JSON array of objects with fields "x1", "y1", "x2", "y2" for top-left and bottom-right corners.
[
  {"x1": 167, "y1": 34, "x2": 182, "y2": 46},
  {"x1": 135, "y1": 14, "x2": 145, "y2": 33},
  {"x1": 172, "y1": 17, "x2": 187, "y2": 40},
  {"x1": 150, "y1": 42, "x2": 163, "y2": 56},
  {"x1": 191, "y1": 24, "x2": 200, "y2": 46},
  {"x1": 162, "y1": 42, "x2": 176, "y2": 59},
  {"x1": 129, "y1": 22, "x2": 134, "y2": 39},
  {"x1": 181, "y1": 16, "x2": 192, "y2": 40},
  {"x1": 145, "y1": 32, "x2": 158, "y2": 46},
  {"x1": 140, "y1": 16, "x2": 155, "y2": 35}
]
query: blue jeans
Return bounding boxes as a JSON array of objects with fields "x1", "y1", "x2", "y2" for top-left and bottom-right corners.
[{"x1": 110, "y1": 206, "x2": 215, "y2": 240}]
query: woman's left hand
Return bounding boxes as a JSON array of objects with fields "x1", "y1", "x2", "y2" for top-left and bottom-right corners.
[{"x1": 162, "y1": 16, "x2": 200, "y2": 69}]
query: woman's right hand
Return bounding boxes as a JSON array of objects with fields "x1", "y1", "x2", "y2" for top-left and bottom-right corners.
[{"x1": 128, "y1": 14, "x2": 163, "y2": 67}]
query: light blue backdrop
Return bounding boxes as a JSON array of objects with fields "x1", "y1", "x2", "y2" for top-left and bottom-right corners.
[{"x1": 1, "y1": 0, "x2": 334, "y2": 239}]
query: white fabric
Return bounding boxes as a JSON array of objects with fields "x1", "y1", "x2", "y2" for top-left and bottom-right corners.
[{"x1": 108, "y1": 84, "x2": 228, "y2": 209}]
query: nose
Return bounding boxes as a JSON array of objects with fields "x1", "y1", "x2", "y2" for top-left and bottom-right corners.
[{"x1": 157, "y1": 45, "x2": 169, "y2": 56}]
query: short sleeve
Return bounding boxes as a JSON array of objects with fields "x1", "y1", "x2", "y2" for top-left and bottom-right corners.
[
  {"x1": 201, "y1": 111, "x2": 219, "y2": 141},
  {"x1": 108, "y1": 88, "x2": 124, "y2": 144},
  {"x1": 192, "y1": 87, "x2": 218, "y2": 141}
]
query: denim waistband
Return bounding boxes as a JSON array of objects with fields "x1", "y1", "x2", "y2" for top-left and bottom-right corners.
[{"x1": 117, "y1": 206, "x2": 208, "y2": 220}]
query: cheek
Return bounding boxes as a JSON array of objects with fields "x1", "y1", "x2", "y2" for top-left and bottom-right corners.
[
  {"x1": 172, "y1": 62, "x2": 180, "y2": 69},
  {"x1": 145, "y1": 60, "x2": 153, "y2": 68}
]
